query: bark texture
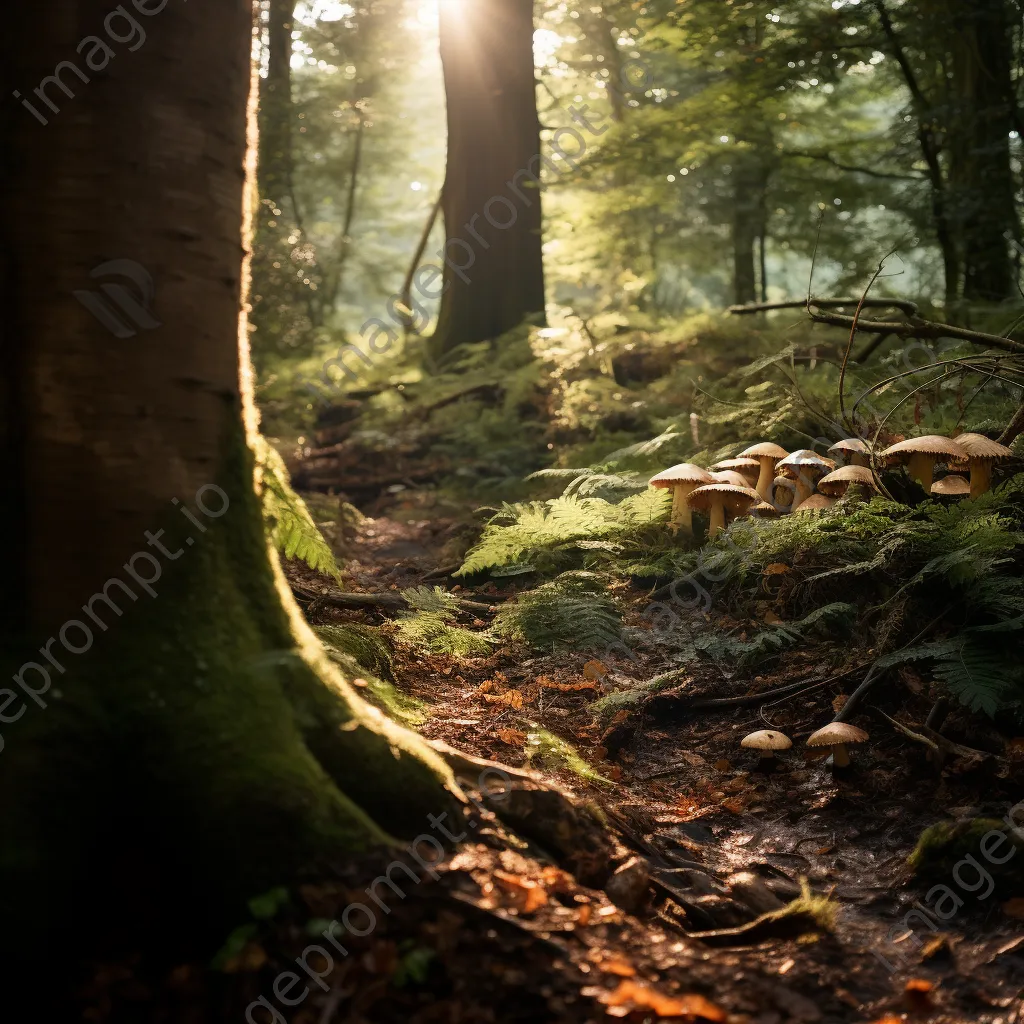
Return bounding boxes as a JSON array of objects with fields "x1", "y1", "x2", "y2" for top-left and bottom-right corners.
[
  {"x1": 430, "y1": 0, "x2": 546, "y2": 362},
  {"x1": 0, "y1": 0, "x2": 458, "y2": 953}
]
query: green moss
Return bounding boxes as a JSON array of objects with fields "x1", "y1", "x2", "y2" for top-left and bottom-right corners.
[{"x1": 908, "y1": 818, "x2": 1024, "y2": 881}]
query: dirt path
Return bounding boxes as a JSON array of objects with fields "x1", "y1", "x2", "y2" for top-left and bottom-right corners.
[{"x1": 286, "y1": 502, "x2": 1024, "y2": 1024}]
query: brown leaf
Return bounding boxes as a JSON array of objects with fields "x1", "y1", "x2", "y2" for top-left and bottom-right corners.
[
  {"x1": 478, "y1": 679, "x2": 495, "y2": 694},
  {"x1": 493, "y1": 869, "x2": 548, "y2": 914},
  {"x1": 599, "y1": 980, "x2": 726, "y2": 1020},
  {"x1": 721, "y1": 796, "x2": 749, "y2": 814},
  {"x1": 678, "y1": 750, "x2": 707, "y2": 767},
  {"x1": 714, "y1": 758, "x2": 731, "y2": 772},
  {"x1": 831, "y1": 694, "x2": 848, "y2": 713},
  {"x1": 584, "y1": 659, "x2": 609, "y2": 681},
  {"x1": 763, "y1": 610, "x2": 784, "y2": 625},
  {"x1": 497, "y1": 728, "x2": 527, "y2": 747},
  {"x1": 485, "y1": 689, "x2": 525, "y2": 710},
  {"x1": 764, "y1": 563, "x2": 791, "y2": 576}
]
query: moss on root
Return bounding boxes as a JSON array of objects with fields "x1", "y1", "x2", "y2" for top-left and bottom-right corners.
[
  {"x1": 908, "y1": 818, "x2": 1024, "y2": 890},
  {"x1": 0, "y1": 422, "x2": 462, "y2": 951}
]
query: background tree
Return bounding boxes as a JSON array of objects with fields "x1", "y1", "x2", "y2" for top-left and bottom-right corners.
[
  {"x1": 430, "y1": 0, "x2": 547, "y2": 363},
  {"x1": 0, "y1": 0, "x2": 458, "y2": 952}
]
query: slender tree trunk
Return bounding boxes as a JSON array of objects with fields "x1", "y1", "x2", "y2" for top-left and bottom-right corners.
[
  {"x1": 324, "y1": 114, "x2": 367, "y2": 313},
  {"x1": 430, "y1": 0, "x2": 546, "y2": 364},
  {"x1": 259, "y1": 0, "x2": 299, "y2": 225},
  {"x1": 948, "y1": 0, "x2": 1018, "y2": 302},
  {"x1": 0, "y1": 0, "x2": 457, "y2": 954},
  {"x1": 732, "y1": 157, "x2": 770, "y2": 306}
]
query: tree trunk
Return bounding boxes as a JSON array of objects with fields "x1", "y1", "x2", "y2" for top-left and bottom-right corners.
[
  {"x1": 948, "y1": 0, "x2": 1018, "y2": 303},
  {"x1": 732, "y1": 157, "x2": 770, "y2": 306},
  {"x1": 430, "y1": 0, "x2": 546, "y2": 364},
  {"x1": 0, "y1": 0, "x2": 458, "y2": 954},
  {"x1": 259, "y1": 0, "x2": 299, "y2": 223}
]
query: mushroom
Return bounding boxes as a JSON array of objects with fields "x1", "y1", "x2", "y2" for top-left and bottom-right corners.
[
  {"x1": 687, "y1": 483, "x2": 759, "y2": 539},
  {"x1": 710, "y1": 457, "x2": 761, "y2": 487},
  {"x1": 793, "y1": 493, "x2": 835, "y2": 513},
  {"x1": 649, "y1": 463, "x2": 715, "y2": 533},
  {"x1": 931, "y1": 474, "x2": 971, "y2": 497},
  {"x1": 880, "y1": 435, "x2": 968, "y2": 491},
  {"x1": 828, "y1": 438, "x2": 871, "y2": 468},
  {"x1": 951, "y1": 433, "x2": 1013, "y2": 498},
  {"x1": 776, "y1": 450, "x2": 836, "y2": 506},
  {"x1": 772, "y1": 475, "x2": 797, "y2": 512},
  {"x1": 806, "y1": 722, "x2": 869, "y2": 768},
  {"x1": 751, "y1": 500, "x2": 780, "y2": 518},
  {"x1": 740, "y1": 442, "x2": 790, "y2": 501},
  {"x1": 741, "y1": 729, "x2": 792, "y2": 769},
  {"x1": 711, "y1": 469, "x2": 755, "y2": 488},
  {"x1": 817, "y1": 465, "x2": 878, "y2": 499}
]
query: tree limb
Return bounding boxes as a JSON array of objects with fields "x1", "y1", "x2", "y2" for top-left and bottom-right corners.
[
  {"x1": 784, "y1": 150, "x2": 925, "y2": 181},
  {"x1": 728, "y1": 297, "x2": 919, "y2": 316}
]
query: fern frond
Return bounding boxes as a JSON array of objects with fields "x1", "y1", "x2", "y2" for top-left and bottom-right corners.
[{"x1": 255, "y1": 435, "x2": 341, "y2": 580}]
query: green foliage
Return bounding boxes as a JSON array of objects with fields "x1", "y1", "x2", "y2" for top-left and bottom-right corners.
[
  {"x1": 255, "y1": 436, "x2": 341, "y2": 580},
  {"x1": 457, "y1": 490, "x2": 671, "y2": 576},
  {"x1": 493, "y1": 572, "x2": 623, "y2": 653},
  {"x1": 394, "y1": 586, "x2": 492, "y2": 658}
]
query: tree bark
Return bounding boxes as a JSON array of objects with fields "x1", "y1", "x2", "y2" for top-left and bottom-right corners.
[
  {"x1": 0, "y1": 0, "x2": 458, "y2": 953},
  {"x1": 732, "y1": 157, "x2": 770, "y2": 306},
  {"x1": 430, "y1": 0, "x2": 547, "y2": 364},
  {"x1": 947, "y1": 0, "x2": 1018, "y2": 302}
]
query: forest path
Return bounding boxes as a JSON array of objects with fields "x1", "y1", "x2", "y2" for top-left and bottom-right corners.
[{"x1": 286, "y1": 499, "x2": 1024, "y2": 1024}]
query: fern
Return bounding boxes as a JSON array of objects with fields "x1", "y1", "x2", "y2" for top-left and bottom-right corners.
[
  {"x1": 931, "y1": 639, "x2": 1022, "y2": 718},
  {"x1": 255, "y1": 435, "x2": 341, "y2": 580},
  {"x1": 493, "y1": 572, "x2": 622, "y2": 653},
  {"x1": 394, "y1": 585, "x2": 492, "y2": 657}
]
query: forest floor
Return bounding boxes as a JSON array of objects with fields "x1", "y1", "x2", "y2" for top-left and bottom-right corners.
[{"x1": 256, "y1": 492, "x2": 1023, "y2": 1024}]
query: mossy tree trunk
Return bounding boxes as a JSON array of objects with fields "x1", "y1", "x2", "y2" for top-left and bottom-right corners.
[
  {"x1": 429, "y1": 0, "x2": 546, "y2": 364},
  {"x1": 0, "y1": 0, "x2": 460, "y2": 954}
]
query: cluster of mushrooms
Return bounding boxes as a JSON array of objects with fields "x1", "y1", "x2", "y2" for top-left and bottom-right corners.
[
  {"x1": 649, "y1": 432, "x2": 1015, "y2": 538},
  {"x1": 741, "y1": 723, "x2": 869, "y2": 771}
]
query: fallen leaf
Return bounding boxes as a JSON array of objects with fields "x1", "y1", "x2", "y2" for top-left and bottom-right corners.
[
  {"x1": 599, "y1": 980, "x2": 725, "y2": 1021},
  {"x1": 541, "y1": 679, "x2": 600, "y2": 692},
  {"x1": 497, "y1": 728, "x2": 527, "y2": 747},
  {"x1": 714, "y1": 758, "x2": 731, "y2": 772},
  {"x1": 588, "y1": 949, "x2": 636, "y2": 977},
  {"x1": 763, "y1": 610, "x2": 784, "y2": 625},
  {"x1": 493, "y1": 870, "x2": 548, "y2": 913},
  {"x1": 477, "y1": 680, "x2": 494, "y2": 693},
  {"x1": 606, "y1": 765, "x2": 623, "y2": 781},
  {"x1": 678, "y1": 750, "x2": 707, "y2": 767},
  {"x1": 584, "y1": 659, "x2": 609, "y2": 681},
  {"x1": 721, "y1": 795, "x2": 749, "y2": 813},
  {"x1": 831, "y1": 694, "x2": 848, "y2": 713},
  {"x1": 764, "y1": 563, "x2": 791, "y2": 576},
  {"x1": 1003, "y1": 897, "x2": 1024, "y2": 919},
  {"x1": 485, "y1": 689, "x2": 525, "y2": 710}
]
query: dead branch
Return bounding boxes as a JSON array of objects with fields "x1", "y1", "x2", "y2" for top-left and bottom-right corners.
[
  {"x1": 807, "y1": 307, "x2": 1024, "y2": 355},
  {"x1": 727, "y1": 297, "x2": 919, "y2": 316}
]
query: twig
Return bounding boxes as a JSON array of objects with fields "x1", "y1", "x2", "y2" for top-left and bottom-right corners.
[
  {"x1": 840, "y1": 252, "x2": 900, "y2": 433},
  {"x1": 398, "y1": 190, "x2": 444, "y2": 334}
]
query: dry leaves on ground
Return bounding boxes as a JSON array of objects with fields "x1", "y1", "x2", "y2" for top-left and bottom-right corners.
[{"x1": 597, "y1": 979, "x2": 726, "y2": 1020}]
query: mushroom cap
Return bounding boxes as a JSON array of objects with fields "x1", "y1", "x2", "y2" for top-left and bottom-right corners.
[
  {"x1": 817, "y1": 465, "x2": 877, "y2": 497},
  {"x1": 931, "y1": 474, "x2": 971, "y2": 495},
  {"x1": 712, "y1": 456, "x2": 761, "y2": 475},
  {"x1": 649, "y1": 463, "x2": 715, "y2": 488},
  {"x1": 687, "y1": 483, "x2": 760, "y2": 514},
  {"x1": 952, "y1": 433, "x2": 1013, "y2": 462},
  {"x1": 807, "y1": 722, "x2": 869, "y2": 748},
  {"x1": 752, "y1": 500, "x2": 780, "y2": 517},
  {"x1": 776, "y1": 449, "x2": 836, "y2": 479},
  {"x1": 773, "y1": 475, "x2": 796, "y2": 493},
  {"x1": 711, "y1": 469, "x2": 754, "y2": 487},
  {"x1": 828, "y1": 438, "x2": 870, "y2": 457},
  {"x1": 793, "y1": 493, "x2": 835, "y2": 513},
  {"x1": 740, "y1": 442, "x2": 789, "y2": 461},
  {"x1": 880, "y1": 435, "x2": 969, "y2": 464},
  {"x1": 741, "y1": 729, "x2": 793, "y2": 752}
]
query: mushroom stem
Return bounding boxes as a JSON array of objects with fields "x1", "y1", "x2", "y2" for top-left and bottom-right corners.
[
  {"x1": 969, "y1": 460, "x2": 993, "y2": 499},
  {"x1": 755, "y1": 460, "x2": 775, "y2": 502},
  {"x1": 832, "y1": 743, "x2": 850, "y2": 768},
  {"x1": 792, "y1": 471, "x2": 815, "y2": 506},
  {"x1": 906, "y1": 452, "x2": 935, "y2": 489},
  {"x1": 708, "y1": 501, "x2": 726, "y2": 538},
  {"x1": 669, "y1": 486, "x2": 694, "y2": 533}
]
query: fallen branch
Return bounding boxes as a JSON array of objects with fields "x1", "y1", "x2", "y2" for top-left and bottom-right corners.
[
  {"x1": 294, "y1": 587, "x2": 496, "y2": 615},
  {"x1": 806, "y1": 307, "x2": 1024, "y2": 355},
  {"x1": 728, "y1": 297, "x2": 919, "y2": 316}
]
